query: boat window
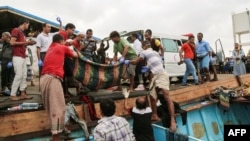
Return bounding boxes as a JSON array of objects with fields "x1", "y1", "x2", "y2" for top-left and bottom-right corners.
[{"x1": 161, "y1": 38, "x2": 179, "y2": 52}]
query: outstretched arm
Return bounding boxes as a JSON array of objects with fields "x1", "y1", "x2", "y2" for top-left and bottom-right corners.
[
  {"x1": 124, "y1": 98, "x2": 130, "y2": 111},
  {"x1": 130, "y1": 57, "x2": 143, "y2": 65}
]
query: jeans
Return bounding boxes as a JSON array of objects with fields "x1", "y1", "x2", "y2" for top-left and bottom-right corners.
[{"x1": 182, "y1": 58, "x2": 198, "y2": 84}]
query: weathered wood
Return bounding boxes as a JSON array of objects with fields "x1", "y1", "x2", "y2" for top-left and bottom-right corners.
[
  {"x1": 94, "y1": 97, "x2": 138, "y2": 118},
  {"x1": 169, "y1": 76, "x2": 239, "y2": 104},
  {"x1": 0, "y1": 104, "x2": 84, "y2": 138},
  {"x1": 240, "y1": 74, "x2": 250, "y2": 83},
  {"x1": 1, "y1": 74, "x2": 250, "y2": 139}
]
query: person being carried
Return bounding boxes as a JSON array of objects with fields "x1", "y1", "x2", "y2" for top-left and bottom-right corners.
[
  {"x1": 40, "y1": 34, "x2": 80, "y2": 141},
  {"x1": 124, "y1": 96, "x2": 155, "y2": 141},
  {"x1": 128, "y1": 40, "x2": 177, "y2": 132},
  {"x1": 93, "y1": 98, "x2": 135, "y2": 141}
]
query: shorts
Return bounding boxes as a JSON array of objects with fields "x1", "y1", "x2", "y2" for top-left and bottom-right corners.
[
  {"x1": 149, "y1": 71, "x2": 170, "y2": 100},
  {"x1": 127, "y1": 64, "x2": 136, "y2": 76},
  {"x1": 199, "y1": 55, "x2": 209, "y2": 69}
]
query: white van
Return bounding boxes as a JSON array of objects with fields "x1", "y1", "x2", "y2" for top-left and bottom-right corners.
[{"x1": 102, "y1": 30, "x2": 188, "y2": 81}]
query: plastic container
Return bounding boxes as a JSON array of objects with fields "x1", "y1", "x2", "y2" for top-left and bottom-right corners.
[
  {"x1": 8, "y1": 105, "x2": 22, "y2": 111},
  {"x1": 21, "y1": 102, "x2": 39, "y2": 110}
]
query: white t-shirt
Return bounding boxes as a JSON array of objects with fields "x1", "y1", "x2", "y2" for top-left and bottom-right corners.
[
  {"x1": 133, "y1": 39, "x2": 142, "y2": 55},
  {"x1": 36, "y1": 32, "x2": 57, "y2": 52}
]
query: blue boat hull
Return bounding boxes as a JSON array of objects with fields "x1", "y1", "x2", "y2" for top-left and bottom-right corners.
[{"x1": 153, "y1": 102, "x2": 250, "y2": 141}]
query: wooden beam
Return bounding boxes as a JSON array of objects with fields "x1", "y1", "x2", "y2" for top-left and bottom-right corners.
[
  {"x1": 94, "y1": 97, "x2": 138, "y2": 118},
  {"x1": 169, "y1": 76, "x2": 239, "y2": 104},
  {"x1": 0, "y1": 104, "x2": 84, "y2": 138}
]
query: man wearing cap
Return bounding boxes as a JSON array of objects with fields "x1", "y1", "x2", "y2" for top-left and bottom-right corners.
[{"x1": 179, "y1": 35, "x2": 199, "y2": 86}]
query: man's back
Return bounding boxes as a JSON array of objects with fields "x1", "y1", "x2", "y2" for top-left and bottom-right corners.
[
  {"x1": 131, "y1": 107, "x2": 153, "y2": 134},
  {"x1": 93, "y1": 115, "x2": 134, "y2": 141},
  {"x1": 140, "y1": 48, "x2": 165, "y2": 74}
]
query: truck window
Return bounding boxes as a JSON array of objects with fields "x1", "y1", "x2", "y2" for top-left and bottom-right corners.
[{"x1": 162, "y1": 38, "x2": 179, "y2": 52}]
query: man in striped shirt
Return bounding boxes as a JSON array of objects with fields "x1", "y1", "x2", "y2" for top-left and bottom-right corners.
[{"x1": 129, "y1": 40, "x2": 177, "y2": 132}]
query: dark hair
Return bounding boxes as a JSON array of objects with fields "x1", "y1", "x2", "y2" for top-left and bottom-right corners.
[
  {"x1": 65, "y1": 23, "x2": 76, "y2": 30},
  {"x1": 141, "y1": 40, "x2": 151, "y2": 47},
  {"x1": 109, "y1": 31, "x2": 120, "y2": 38},
  {"x1": 100, "y1": 99, "x2": 116, "y2": 117},
  {"x1": 18, "y1": 18, "x2": 29, "y2": 26},
  {"x1": 136, "y1": 97, "x2": 147, "y2": 110},
  {"x1": 145, "y1": 29, "x2": 152, "y2": 35},
  {"x1": 131, "y1": 33, "x2": 138, "y2": 39},
  {"x1": 53, "y1": 34, "x2": 64, "y2": 42},
  {"x1": 86, "y1": 29, "x2": 93, "y2": 34},
  {"x1": 188, "y1": 35, "x2": 194, "y2": 40},
  {"x1": 42, "y1": 23, "x2": 48, "y2": 28},
  {"x1": 197, "y1": 32, "x2": 203, "y2": 36}
]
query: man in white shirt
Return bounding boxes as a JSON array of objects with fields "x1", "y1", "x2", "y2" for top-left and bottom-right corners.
[
  {"x1": 36, "y1": 22, "x2": 62, "y2": 74},
  {"x1": 131, "y1": 33, "x2": 145, "y2": 91}
]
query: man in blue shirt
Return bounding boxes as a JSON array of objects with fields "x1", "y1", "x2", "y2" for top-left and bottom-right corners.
[{"x1": 196, "y1": 33, "x2": 212, "y2": 83}]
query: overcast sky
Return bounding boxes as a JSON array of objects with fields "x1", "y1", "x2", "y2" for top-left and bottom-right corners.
[{"x1": 1, "y1": 0, "x2": 250, "y2": 56}]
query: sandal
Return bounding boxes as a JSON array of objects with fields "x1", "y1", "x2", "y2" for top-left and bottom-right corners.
[{"x1": 20, "y1": 95, "x2": 33, "y2": 100}]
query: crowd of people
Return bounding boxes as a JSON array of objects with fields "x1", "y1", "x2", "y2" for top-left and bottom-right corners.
[{"x1": 0, "y1": 17, "x2": 250, "y2": 141}]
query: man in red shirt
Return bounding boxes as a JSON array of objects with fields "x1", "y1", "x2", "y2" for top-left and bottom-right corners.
[
  {"x1": 179, "y1": 35, "x2": 199, "y2": 86},
  {"x1": 59, "y1": 23, "x2": 75, "y2": 42},
  {"x1": 59, "y1": 23, "x2": 76, "y2": 96},
  {"x1": 40, "y1": 34, "x2": 79, "y2": 141},
  {"x1": 9, "y1": 18, "x2": 36, "y2": 101}
]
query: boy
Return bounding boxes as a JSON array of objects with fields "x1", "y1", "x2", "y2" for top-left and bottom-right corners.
[{"x1": 128, "y1": 40, "x2": 177, "y2": 132}]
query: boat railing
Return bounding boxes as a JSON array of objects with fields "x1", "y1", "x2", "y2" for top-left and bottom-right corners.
[{"x1": 152, "y1": 123, "x2": 204, "y2": 141}]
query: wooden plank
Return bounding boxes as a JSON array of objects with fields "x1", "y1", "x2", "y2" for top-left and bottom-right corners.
[
  {"x1": 94, "y1": 97, "x2": 138, "y2": 118},
  {"x1": 0, "y1": 104, "x2": 84, "y2": 137},
  {"x1": 169, "y1": 76, "x2": 239, "y2": 104},
  {"x1": 240, "y1": 74, "x2": 250, "y2": 83}
]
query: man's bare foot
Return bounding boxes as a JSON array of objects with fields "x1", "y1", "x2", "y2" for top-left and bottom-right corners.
[
  {"x1": 10, "y1": 96, "x2": 21, "y2": 101},
  {"x1": 20, "y1": 94, "x2": 33, "y2": 100}
]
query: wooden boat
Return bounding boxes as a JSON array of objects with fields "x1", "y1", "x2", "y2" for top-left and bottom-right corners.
[{"x1": 0, "y1": 74, "x2": 250, "y2": 141}]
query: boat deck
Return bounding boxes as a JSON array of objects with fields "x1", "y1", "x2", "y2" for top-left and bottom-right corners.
[{"x1": 0, "y1": 74, "x2": 237, "y2": 110}]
